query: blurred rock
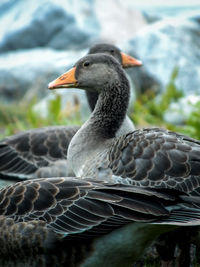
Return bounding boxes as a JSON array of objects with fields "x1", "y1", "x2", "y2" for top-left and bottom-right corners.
[
  {"x1": 1, "y1": 0, "x2": 200, "y2": 116},
  {"x1": 0, "y1": 0, "x2": 150, "y2": 109},
  {"x1": 0, "y1": 0, "x2": 148, "y2": 52},
  {"x1": 94, "y1": 0, "x2": 147, "y2": 43},
  {"x1": 0, "y1": 0, "x2": 98, "y2": 52},
  {"x1": 0, "y1": 48, "x2": 86, "y2": 101},
  {"x1": 142, "y1": 6, "x2": 200, "y2": 23},
  {"x1": 125, "y1": 18, "x2": 200, "y2": 96}
]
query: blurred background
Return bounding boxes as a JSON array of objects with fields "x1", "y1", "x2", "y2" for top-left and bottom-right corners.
[{"x1": 0, "y1": 0, "x2": 200, "y2": 139}]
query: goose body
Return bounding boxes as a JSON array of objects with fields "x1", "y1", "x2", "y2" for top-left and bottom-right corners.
[
  {"x1": 74, "y1": 127, "x2": 200, "y2": 195},
  {"x1": 0, "y1": 44, "x2": 138, "y2": 181},
  {"x1": 49, "y1": 54, "x2": 200, "y2": 197}
]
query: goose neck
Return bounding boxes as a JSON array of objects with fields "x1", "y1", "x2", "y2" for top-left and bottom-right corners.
[{"x1": 90, "y1": 77, "x2": 130, "y2": 139}]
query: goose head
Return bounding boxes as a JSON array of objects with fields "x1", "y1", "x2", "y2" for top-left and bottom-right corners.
[{"x1": 88, "y1": 43, "x2": 142, "y2": 68}]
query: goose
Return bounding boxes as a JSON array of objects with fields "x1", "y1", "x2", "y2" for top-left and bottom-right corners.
[
  {"x1": 1, "y1": 176, "x2": 200, "y2": 267},
  {"x1": 48, "y1": 54, "x2": 200, "y2": 266},
  {"x1": 48, "y1": 53, "x2": 200, "y2": 193},
  {"x1": 0, "y1": 44, "x2": 140, "y2": 181}
]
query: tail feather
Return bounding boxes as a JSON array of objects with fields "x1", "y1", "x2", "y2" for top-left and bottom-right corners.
[{"x1": 154, "y1": 206, "x2": 200, "y2": 226}]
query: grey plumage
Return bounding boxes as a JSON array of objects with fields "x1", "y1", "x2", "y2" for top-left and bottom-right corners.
[
  {"x1": 81, "y1": 128, "x2": 200, "y2": 195},
  {"x1": 0, "y1": 126, "x2": 79, "y2": 179},
  {"x1": 0, "y1": 177, "x2": 199, "y2": 266}
]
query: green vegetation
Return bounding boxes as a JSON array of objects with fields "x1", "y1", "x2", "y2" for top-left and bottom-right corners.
[
  {"x1": 131, "y1": 67, "x2": 200, "y2": 140},
  {"x1": 0, "y1": 67, "x2": 200, "y2": 141},
  {"x1": 0, "y1": 93, "x2": 82, "y2": 139},
  {"x1": 131, "y1": 67, "x2": 182, "y2": 126}
]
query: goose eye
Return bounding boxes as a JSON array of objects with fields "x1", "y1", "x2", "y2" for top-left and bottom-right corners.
[
  {"x1": 83, "y1": 61, "x2": 90, "y2": 67},
  {"x1": 110, "y1": 49, "x2": 115, "y2": 54}
]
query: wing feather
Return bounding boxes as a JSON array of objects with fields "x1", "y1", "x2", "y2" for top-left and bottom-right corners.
[
  {"x1": 1, "y1": 177, "x2": 200, "y2": 239},
  {"x1": 0, "y1": 126, "x2": 79, "y2": 179}
]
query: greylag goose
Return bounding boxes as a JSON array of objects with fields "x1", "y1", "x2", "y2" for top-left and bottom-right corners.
[
  {"x1": 48, "y1": 53, "x2": 200, "y2": 266},
  {"x1": 1, "y1": 177, "x2": 200, "y2": 267},
  {"x1": 0, "y1": 44, "x2": 140, "y2": 181},
  {"x1": 48, "y1": 53, "x2": 200, "y2": 196}
]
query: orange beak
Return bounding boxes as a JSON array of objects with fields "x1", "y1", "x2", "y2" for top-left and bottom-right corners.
[
  {"x1": 121, "y1": 52, "x2": 142, "y2": 68},
  {"x1": 48, "y1": 67, "x2": 77, "y2": 89}
]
